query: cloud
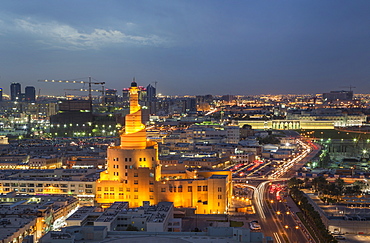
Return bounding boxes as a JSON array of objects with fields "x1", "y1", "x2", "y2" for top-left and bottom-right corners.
[{"x1": 13, "y1": 18, "x2": 165, "y2": 50}]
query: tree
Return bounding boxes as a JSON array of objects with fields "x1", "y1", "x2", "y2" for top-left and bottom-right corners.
[{"x1": 319, "y1": 151, "x2": 331, "y2": 168}]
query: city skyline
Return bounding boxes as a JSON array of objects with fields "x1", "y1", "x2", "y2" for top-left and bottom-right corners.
[{"x1": 0, "y1": 1, "x2": 370, "y2": 96}]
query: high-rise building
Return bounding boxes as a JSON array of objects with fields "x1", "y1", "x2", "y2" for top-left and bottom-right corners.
[
  {"x1": 146, "y1": 84, "x2": 156, "y2": 102},
  {"x1": 10, "y1": 83, "x2": 21, "y2": 101},
  {"x1": 25, "y1": 86, "x2": 36, "y2": 102},
  {"x1": 146, "y1": 84, "x2": 157, "y2": 114},
  {"x1": 0, "y1": 88, "x2": 2, "y2": 102},
  {"x1": 104, "y1": 89, "x2": 117, "y2": 105}
]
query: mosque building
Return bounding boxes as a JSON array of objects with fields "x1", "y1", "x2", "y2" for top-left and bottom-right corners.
[{"x1": 96, "y1": 80, "x2": 232, "y2": 213}]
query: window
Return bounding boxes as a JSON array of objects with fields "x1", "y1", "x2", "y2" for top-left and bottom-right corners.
[
  {"x1": 150, "y1": 195, "x2": 154, "y2": 199},
  {"x1": 134, "y1": 180, "x2": 138, "y2": 184},
  {"x1": 134, "y1": 195, "x2": 138, "y2": 199},
  {"x1": 178, "y1": 185, "x2": 183, "y2": 192},
  {"x1": 97, "y1": 194, "x2": 101, "y2": 198},
  {"x1": 116, "y1": 165, "x2": 119, "y2": 169},
  {"x1": 126, "y1": 188, "x2": 130, "y2": 192},
  {"x1": 149, "y1": 188, "x2": 154, "y2": 192},
  {"x1": 97, "y1": 187, "x2": 101, "y2": 191},
  {"x1": 134, "y1": 173, "x2": 138, "y2": 177},
  {"x1": 139, "y1": 158, "x2": 142, "y2": 161},
  {"x1": 218, "y1": 187, "x2": 222, "y2": 192},
  {"x1": 104, "y1": 187, "x2": 108, "y2": 191},
  {"x1": 188, "y1": 186, "x2": 192, "y2": 192},
  {"x1": 126, "y1": 195, "x2": 130, "y2": 199},
  {"x1": 86, "y1": 189, "x2": 92, "y2": 193},
  {"x1": 125, "y1": 165, "x2": 128, "y2": 169},
  {"x1": 125, "y1": 158, "x2": 128, "y2": 162},
  {"x1": 203, "y1": 186, "x2": 208, "y2": 191},
  {"x1": 104, "y1": 193, "x2": 109, "y2": 199},
  {"x1": 119, "y1": 193, "x2": 124, "y2": 199},
  {"x1": 110, "y1": 193, "x2": 115, "y2": 199},
  {"x1": 134, "y1": 188, "x2": 138, "y2": 192},
  {"x1": 197, "y1": 186, "x2": 202, "y2": 192},
  {"x1": 85, "y1": 184, "x2": 93, "y2": 188},
  {"x1": 218, "y1": 195, "x2": 222, "y2": 199},
  {"x1": 149, "y1": 181, "x2": 154, "y2": 185},
  {"x1": 119, "y1": 187, "x2": 123, "y2": 192},
  {"x1": 161, "y1": 188, "x2": 166, "y2": 192},
  {"x1": 110, "y1": 187, "x2": 114, "y2": 191}
]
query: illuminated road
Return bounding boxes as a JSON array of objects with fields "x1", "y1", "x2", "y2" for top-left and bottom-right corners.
[{"x1": 250, "y1": 139, "x2": 321, "y2": 243}]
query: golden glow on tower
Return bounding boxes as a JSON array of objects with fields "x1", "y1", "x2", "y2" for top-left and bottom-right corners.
[{"x1": 120, "y1": 80, "x2": 147, "y2": 149}]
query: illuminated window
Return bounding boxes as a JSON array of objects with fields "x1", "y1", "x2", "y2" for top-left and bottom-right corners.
[
  {"x1": 97, "y1": 194, "x2": 101, "y2": 198},
  {"x1": 119, "y1": 187, "x2": 123, "y2": 192},
  {"x1": 203, "y1": 186, "x2": 208, "y2": 191},
  {"x1": 134, "y1": 188, "x2": 138, "y2": 192},
  {"x1": 197, "y1": 186, "x2": 201, "y2": 192},
  {"x1": 188, "y1": 186, "x2": 192, "y2": 192},
  {"x1": 97, "y1": 187, "x2": 101, "y2": 191},
  {"x1": 126, "y1": 188, "x2": 130, "y2": 192},
  {"x1": 178, "y1": 185, "x2": 183, "y2": 192},
  {"x1": 218, "y1": 187, "x2": 222, "y2": 192},
  {"x1": 104, "y1": 187, "x2": 108, "y2": 191},
  {"x1": 134, "y1": 195, "x2": 138, "y2": 199},
  {"x1": 110, "y1": 193, "x2": 114, "y2": 199},
  {"x1": 119, "y1": 193, "x2": 124, "y2": 199},
  {"x1": 150, "y1": 195, "x2": 154, "y2": 200},
  {"x1": 110, "y1": 187, "x2": 114, "y2": 191},
  {"x1": 218, "y1": 195, "x2": 222, "y2": 199}
]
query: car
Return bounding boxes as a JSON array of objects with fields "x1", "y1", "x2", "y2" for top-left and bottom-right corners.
[
  {"x1": 249, "y1": 221, "x2": 261, "y2": 230},
  {"x1": 334, "y1": 236, "x2": 346, "y2": 240}
]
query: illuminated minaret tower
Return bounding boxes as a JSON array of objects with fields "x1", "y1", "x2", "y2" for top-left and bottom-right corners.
[{"x1": 96, "y1": 79, "x2": 161, "y2": 206}]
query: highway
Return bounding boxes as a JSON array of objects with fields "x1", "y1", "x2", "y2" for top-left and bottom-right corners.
[{"x1": 248, "y1": 138, "x2": 321, "y2": 243}]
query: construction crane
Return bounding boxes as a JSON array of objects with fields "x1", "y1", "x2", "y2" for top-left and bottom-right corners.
[
  {"x1": 38, "y1": 76, "x2": 105, "y2": 107},
  {"x1": 340, "y1": 85, "x2": 356, "y2": 91}
]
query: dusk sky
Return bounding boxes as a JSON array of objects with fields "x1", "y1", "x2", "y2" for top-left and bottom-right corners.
[{"x1": 0, "y1": 1, "x2": 369, "y2": 96}]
